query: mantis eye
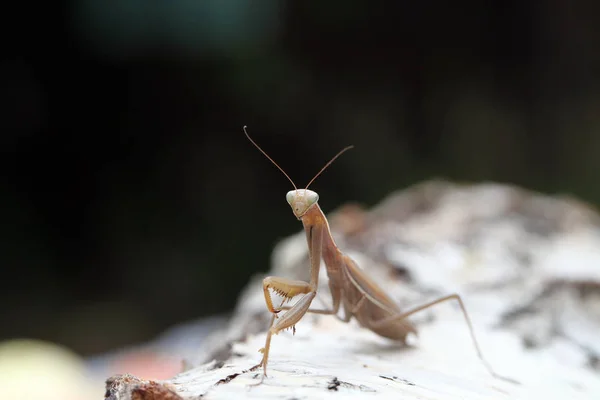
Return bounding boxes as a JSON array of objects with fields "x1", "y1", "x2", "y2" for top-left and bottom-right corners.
[
  {"x1": 286, "y1": 191, "x2": 296, "y2": 205},
  {"x1": 305, "y1": 190, "x2": 319, "y2": 206}
]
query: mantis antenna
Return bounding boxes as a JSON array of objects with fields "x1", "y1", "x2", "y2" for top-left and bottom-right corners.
[
  {"x1": 243, "y1": 125, "x2": 353, "y2": 190},
  {"x1": 243, "y1": 125, "x2": 297, "y2": 190},
  {"x1": 305, "y1": 145, "x2": 354, "y2": 190}
]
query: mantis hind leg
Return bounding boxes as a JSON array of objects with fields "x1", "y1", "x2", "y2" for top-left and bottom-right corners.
[{"x1": 366, "y1": 293, "x2": 518, "y2": 384}]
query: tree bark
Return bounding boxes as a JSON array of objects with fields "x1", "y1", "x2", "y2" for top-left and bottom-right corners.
[{"x1": 106, "y1": 181, "x2": 600, "y2": 399}]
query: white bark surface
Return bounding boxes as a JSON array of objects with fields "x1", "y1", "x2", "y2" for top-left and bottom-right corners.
[{"x1": 105, "y1": 181, "x2": 600, "y2": 400}]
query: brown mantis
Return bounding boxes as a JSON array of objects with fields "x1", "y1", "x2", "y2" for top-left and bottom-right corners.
[{"x1": 243, "y1": 126, "x2": 514, "y2": 385}]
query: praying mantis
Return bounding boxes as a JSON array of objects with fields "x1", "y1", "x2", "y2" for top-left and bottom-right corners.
[{"x1": 243, "y1": 126, "x2": 513, "y2": 385}]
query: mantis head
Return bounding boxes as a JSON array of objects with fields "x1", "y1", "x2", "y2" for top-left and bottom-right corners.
[
  {"x1": 243, "y1": 126, "x2": 352, "y2": 219},
  {"x1": 286, "y1": 189, "x2": 319, "y2": 219}
]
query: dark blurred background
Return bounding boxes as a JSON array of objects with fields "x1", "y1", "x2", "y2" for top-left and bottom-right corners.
[{"x1": 2, "y1": 1, "x2": 600, "y2": 356}]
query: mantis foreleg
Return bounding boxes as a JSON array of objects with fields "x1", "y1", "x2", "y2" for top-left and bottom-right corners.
[{"x1": 251, "y1": 220, "x2": 325, "y2": 382}]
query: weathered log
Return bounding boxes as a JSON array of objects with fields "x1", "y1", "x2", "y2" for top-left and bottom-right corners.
[{"x1": 106, "y1": 181, "x2": 600, "y2": 399}]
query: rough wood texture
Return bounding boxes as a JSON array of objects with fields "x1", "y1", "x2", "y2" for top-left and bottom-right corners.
[{"x1": 106, "y1": 181, "x2": 600, "y2": 399}]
